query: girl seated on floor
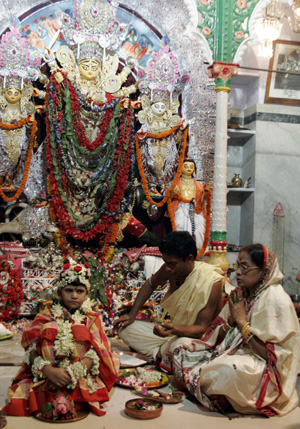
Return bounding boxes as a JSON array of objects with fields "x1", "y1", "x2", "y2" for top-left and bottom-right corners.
[{"x1": 2, "y1": 259, "x2": 120, "y2": 419}]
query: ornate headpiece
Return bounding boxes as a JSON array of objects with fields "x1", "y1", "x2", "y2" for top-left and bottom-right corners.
[
  {"x1": 76, "y1": 41, "x2": 102, "y2": 64},
  {"x1": 138, "y1": 43, "x2": 187, "y2": 103},
  {"x1": 56, "y1": 0, "x2": 129, "y2": 65},
  {"x1": 56, "y1": 259, "x2": 91, "y2": 291},
  {"x1": 0, "y1": 21, "x2": 39, "y2": 90}
]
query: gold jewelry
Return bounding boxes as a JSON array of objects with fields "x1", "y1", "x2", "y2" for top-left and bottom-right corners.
[
  {"x1": 223, "y1": 319, "x2": 233, "y2": 332},
  {"x1": 241, "y1": 322, "x2": 251, "y2": 340}
]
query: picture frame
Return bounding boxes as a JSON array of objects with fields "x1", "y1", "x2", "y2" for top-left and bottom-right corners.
[{"x1": 265, "y1": 39, "x2": 300, "y2": 106}]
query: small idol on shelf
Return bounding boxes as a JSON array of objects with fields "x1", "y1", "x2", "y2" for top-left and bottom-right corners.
[{"x1": 168, "y1": 158, "x2": 211, "y2": 257}]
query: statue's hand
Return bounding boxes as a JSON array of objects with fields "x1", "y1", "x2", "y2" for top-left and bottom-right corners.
[
  {"x1": 54, "y1": 72, "x2": 64, "y2": 84},
  {"x1": 171, "y1": 185, "x2": 180, "y2": 196}
]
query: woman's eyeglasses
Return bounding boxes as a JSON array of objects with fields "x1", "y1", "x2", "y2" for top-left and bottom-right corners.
[{"x1": 236, "y1": 261, "x2": 260, "y2": 274}]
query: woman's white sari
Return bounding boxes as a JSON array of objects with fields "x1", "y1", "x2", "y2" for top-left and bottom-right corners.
[{"x1": 165, "y1": 248, "x2": 300, "y2": 416}]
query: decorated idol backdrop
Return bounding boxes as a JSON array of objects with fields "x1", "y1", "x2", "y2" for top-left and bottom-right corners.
[{"x1": 0, "y1": 0, "x2": 216, "y2": 266}]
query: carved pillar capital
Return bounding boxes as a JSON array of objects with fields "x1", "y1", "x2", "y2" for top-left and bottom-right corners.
[{"x1": 208, "y1": 62, "x2": 239, "y2": 92}]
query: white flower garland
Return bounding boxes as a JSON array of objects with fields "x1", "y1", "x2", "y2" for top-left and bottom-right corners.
[
  {"x1": 32, "y1": 356, "x2": 52, "y2": 382},
  {"x1": 23, "y1": 342, "x2": 37, "y2": 366},
  {"x1": 85, "y1": 348, "x2": 100, "y2": 376},
  {"x1": 27, "y1": 299, "x2": 99, "y2": 393},
  {"x1": 66, "y1": 361, "x2": 87, "y2": 390}
]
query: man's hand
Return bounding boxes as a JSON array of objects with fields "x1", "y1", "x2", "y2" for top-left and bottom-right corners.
[
  {"x1": 42, "y1": 366, "x2": 71, "y2": 388},
  {"x1": 113, "y1": 314, "x2": 135, "y2": 332},
  {"x1": 153, "y1": 322, "x2": 174, "y2": 337}
]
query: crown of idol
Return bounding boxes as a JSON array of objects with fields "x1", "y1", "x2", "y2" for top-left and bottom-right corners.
[
  {"x1": 0, "y1": 21, "x2": 39, "y2": 89},
  {"x1": 76, "y1": 41, "x2": 103, "y2": 64},
  {"x1": 138, "y1": 42, "x2": 189, "y2": 102},
  {"x1": 57, "y1": 0, "x2": 129, "y2": 54}
]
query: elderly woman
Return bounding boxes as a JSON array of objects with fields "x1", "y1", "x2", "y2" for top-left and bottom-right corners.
[
  {"x1": 2, "y1": 260, "x2": 120, "y2": 419},
  {"x1": 162, "y1": 244, "x2": 300, "y2": 417}
]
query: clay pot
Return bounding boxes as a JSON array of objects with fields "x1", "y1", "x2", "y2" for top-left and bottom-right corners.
[{"x1": 125, "y1": 399, "x2": 163, "y2": 419}]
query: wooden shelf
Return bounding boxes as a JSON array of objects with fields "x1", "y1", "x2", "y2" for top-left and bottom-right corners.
[
  {"x1": 227, "y1": 128, "x2": 255, "y2": 146},
  {"x1": 227, "y1": 187, "x2": 254, "y2": 205}
]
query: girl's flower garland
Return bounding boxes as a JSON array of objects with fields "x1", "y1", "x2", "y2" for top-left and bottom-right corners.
[
  {"x1": 28, "y1": 299, "x2": 100, "y2": 392},
  {"x1": 0, "y1": 119, "x2": 37, "y2": 203},
  {"x1": 45, "y1": 73, "x2": 134, "y2": 260},
  {"x1": 135, "y1": 125, "x2": 188, "y2": 208},
  {"x1": 0, "y1": 260, "x2": 24, "y2": 321},
  {"x1": 167, "y1": 185, "x2": 212, "y2": 259}
]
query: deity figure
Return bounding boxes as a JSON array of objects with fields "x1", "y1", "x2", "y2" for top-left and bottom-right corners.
[
  {"x1": 43, "y1": 1, "x2": 138, "y2": 258},
  {"x1": 137, "y1": 93, "x2": 183, "y2": 195},
  {"x1": 0, "y1": 23, "x2": 40, "y2": 202},
  {"x1": 135, "y1": 43, "x2": 189, "y2": 198},
  {"x1": 168, "y1": 159, "x2": 211, "y2": 255}
]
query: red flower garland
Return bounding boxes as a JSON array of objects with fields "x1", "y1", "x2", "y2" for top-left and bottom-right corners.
[
  {"x1": 0, "y1": 260, "x2": 24, "y2": 321},
  {"x1": 45, "y1": 74, "x2": 134, "y2": 261}
]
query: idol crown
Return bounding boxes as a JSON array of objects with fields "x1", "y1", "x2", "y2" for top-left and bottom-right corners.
[{"x1": 76, "y1": 41, "x2": 103, "y2": 64}]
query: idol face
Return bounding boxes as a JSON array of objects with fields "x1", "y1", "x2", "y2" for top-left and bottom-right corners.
[{"x1": 78, "y1": 60, "x2": 101, "y2": 81}]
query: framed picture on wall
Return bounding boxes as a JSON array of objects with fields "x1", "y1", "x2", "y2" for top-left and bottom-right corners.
[{"x1": 265, "y1": 39, "x2": 300, "y2": 106}]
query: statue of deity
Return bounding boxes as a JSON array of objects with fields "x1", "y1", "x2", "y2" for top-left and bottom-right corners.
[
  {"x1": 137, "y1": 93, "x2": 183, "y2": 195},
  {"x1": 42, "y1": 2, "x2": 138, "y2": 257},
  {"x1": 0, "y1": 23, "x2": 40, "y2": 201},
  {"x1": 135, "y1": 43, "x2": 189, "y2": 198},
  {"x1": 168, "y1": 158, "x2": 211, "y2": 254}
]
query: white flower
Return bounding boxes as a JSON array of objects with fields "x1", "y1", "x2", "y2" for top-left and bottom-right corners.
[
  {"x1": 52, "y1": 303, "x2": 64, "y2": 319},
  {"x1": 73, "y1": 310, "x2": 85, "y2": 325},
  {"x1": 0, "y1": 271, "x2": 9, "y2": 285},
  {"x1": 53, "y1": 319, "x2": 75, "y2": 357},
  {"x1": 81, "y1": 297, "x2": 93, "y2": 314}
]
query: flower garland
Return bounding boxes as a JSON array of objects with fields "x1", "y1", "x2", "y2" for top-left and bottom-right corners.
[
  {"x1": 167, "y1": 185, "x2": 212, "y2": 259},
  {"x1": 29, "y1": 298, "x2": 101, "y2": 392},
  {"x1": 0, "y1": 260, "x2": 24, "y2": 321},
  {"x1": 0, "y1": 119, "x2": 37, "y2": 203},
  {"x1": 45, "y1": 73, "x2": 134, "y2": 260},
  {"x1": 135, "y1": 125, "x2": 188, "y2": 208}
]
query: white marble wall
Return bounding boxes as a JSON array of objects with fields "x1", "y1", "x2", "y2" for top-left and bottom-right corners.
[{"x1": 228, "y1": 104, "x2": 300, "y2": 294}]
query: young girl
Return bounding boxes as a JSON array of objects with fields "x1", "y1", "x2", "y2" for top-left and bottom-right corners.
[{"x1": 2, "y1": 260, "x2": 120, "y2": 418}]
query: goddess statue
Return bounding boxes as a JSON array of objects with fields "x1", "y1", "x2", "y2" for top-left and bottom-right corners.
[
  {"x1": 167, "y1": 158, "x2": 211, "y2": 256},
  {"x1": 137, "y1": 93, "x2": 183, "y2": 195},
  {"x1": 135, "y1": 44, "x2": 189, "y2": 198},
  {"x1": 42, "y1": 1, "x2": 139, "y2": 257},
  {"x1": 0, "y1": 23, "x2": 40, "y2": 203}
]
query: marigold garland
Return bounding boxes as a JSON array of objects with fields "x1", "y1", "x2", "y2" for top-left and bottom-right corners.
[
  {"x1": 0, "y1": 119, "x2": 37, "y2": 203},
  {"x1": 0, "y1": 117, "x2": 27, "y2": 129},
  {"x1": 167, "y1": 185, "x2": 212, "y2": 259},
  {"x1": 135, "y1": 125, "x2": 188, "y2": 208}
]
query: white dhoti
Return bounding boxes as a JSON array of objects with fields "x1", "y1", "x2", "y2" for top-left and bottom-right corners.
[{"x1": 119, "y1": 321, "x2": 177, "y2": 360}]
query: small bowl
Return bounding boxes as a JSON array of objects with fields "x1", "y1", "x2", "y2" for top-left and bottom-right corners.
[
  {"x1": 290, "y1": 294, "x2": 300, "y2": 303},
  {"x1": 125, "y1": 399, "x2": 163, "y2": 420}
]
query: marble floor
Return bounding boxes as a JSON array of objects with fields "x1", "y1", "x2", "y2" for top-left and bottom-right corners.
[{"x1": 1, "y1": 333, "x2": 300, "y2": 429}]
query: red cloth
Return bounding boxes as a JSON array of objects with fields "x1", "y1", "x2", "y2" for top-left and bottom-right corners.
[{"x1": 2, "y1": 301, "x2": 120, "y2": 417}]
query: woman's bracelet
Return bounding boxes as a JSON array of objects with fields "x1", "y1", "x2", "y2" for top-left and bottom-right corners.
[
  {"x1": 240, "y1": 322, "x2": 252, "y2": 340},
  {"x1": 223, "y1": 319, "x2": 233, "y2": 332}
]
